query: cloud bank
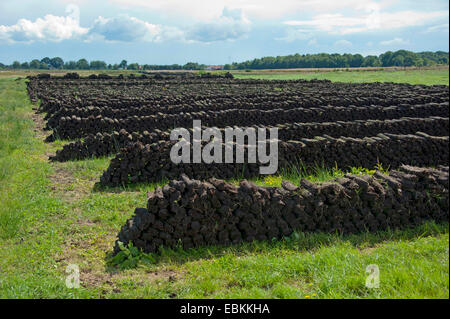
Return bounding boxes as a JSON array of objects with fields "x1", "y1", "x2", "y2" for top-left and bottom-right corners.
[
  {"x1": 0, "y1": 6, "x2": 250, "y2": 44},
  {"x1": 185, "y1": 8, "x2": 250, "y2": 43},
  {"x1": 0, "y1": 5, "x2": 88, "y2": 43},
  {"x1": 0, "y1": 1, "x2": 447, "y2": 47},
  {"x1": 284, "y1": 10, "x2": 448, "y2": 35},
  {"x1": 89, "y1": 15, "x2": 161, "y2": 42}
]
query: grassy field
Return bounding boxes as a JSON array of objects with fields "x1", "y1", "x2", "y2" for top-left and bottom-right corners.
[
  {"x1": 1, "y1": 65, "x2": 449, "y2": 85},
  {"x1": 232, "y1": 66, "x2": 449, "y2": 85},
  {"x1": 0, "y1": 69, "x2": 449, "y2": 298}
]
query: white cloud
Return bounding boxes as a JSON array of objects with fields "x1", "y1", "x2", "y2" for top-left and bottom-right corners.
[
  {"x1": 88, "y1": 15, "x2": 164, "y2": 42},
  {"x1": 379, "y1": 37, "x2": 410, "y2": 46},
  {"x1": 2, "y1": 1, "x2": 448, "y2": 45},
  {"x1": 109, "y1": 0, "x2": 390, "y2": 22},
  {"x1": 184, "y1": 8, "x2": 251, "y2": 43},
  {"x1": 334, "y1": 39, "x2": 352, "y2": 46},
  {"x1": 424, "y1": 23, "x2": 449, "y2": 33},
  {"x1": 0, "y1": 5, "x2": 248, "y2": 44},
  {"x1": 275, "y1": 28, "x2": 313, "y2": 42},
  {"x1": 0, "y1": 5, "x2": 88, "y2": 43},
  {"x1": 284, "y1": 10, "x2": 448, "y2": 35}
]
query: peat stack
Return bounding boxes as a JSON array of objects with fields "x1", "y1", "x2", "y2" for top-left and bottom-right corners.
[{"x1": 114, "y1": 165, "x2": 449, "y2": 254}]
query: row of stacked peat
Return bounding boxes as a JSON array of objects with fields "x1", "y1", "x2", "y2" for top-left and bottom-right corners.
[
  {"x1": 52, "y1": 116, "x2": 449, "y2": 162},
  {"x1": 45, "y1": 103, "x2": 449, "y2": 140},
  {"x1": 115, "y1": 165, "x2": 449, "y2": 254},
  {"x1": 100, "y1": 132, "x2": 449, "y2": 186}
]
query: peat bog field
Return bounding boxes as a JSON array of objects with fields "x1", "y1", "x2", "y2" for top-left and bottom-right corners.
[{"x1": 0, "y1": 69, "x2": 448, "y2": 298}]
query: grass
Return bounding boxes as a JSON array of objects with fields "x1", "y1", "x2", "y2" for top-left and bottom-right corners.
[
  {"x1": 0, "y1": 74, "x2": 448, "y2": 299},
  {"x1": 110, "y1": 222, "x2": 448, "y2": 298},
  {"x1": 1, "y1": 66, "x2": 448, "y2": 85},
  {"x1": 232, "y1": 67, "x2": 449, "y2": 85}
]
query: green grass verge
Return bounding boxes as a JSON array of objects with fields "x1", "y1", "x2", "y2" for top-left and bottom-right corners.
[
  {"x1": 232, "y1": 68, "x2": 449, "y2": 85},
  {"x1": 0, "y1": 77, "x2": 448, "y2": 299}
]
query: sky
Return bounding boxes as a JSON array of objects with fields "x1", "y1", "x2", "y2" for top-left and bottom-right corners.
[{"x1": 0, "y1": 0, "x2": 448, "y2": 65}]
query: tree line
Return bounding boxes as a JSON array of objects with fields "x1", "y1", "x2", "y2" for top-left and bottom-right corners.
[
  {"x1": 0, "y1": 50, "x2": 448, "y2": 71},
  {"x1": 224, "y1": 50, "x2": 449, "y2": 70},
  {"x1": 0, "y1": 58, "x2": 206, "y2": 71}
]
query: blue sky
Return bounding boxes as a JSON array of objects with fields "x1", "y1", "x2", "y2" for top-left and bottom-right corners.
[{"x1": 0, "y1": 0, "x2": 448, "y2": 65}]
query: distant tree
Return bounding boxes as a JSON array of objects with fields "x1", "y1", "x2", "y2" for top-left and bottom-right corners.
[
  {"x1": 30, "y1": 59, "x2": 41, "y2": 69},
  {"x1": 183, "y1": 62, "x2": 196, "y2": 70},
  {"x1": 361, "y1": 55, "x2": 381, "y2": 67},
  {"x1": 0, "y1": 63, "x2": 5, "y2": 69},
  {"x1": 183, "y1": 62, "x2": 205, "y2": 70},
  {"x1": 379, "y1": 51, "x2": 393, "y2": 67},
  {"x1": 421, "y1": 58, "x2": 436, "y2": 66},
  {"x1": 4, "y1": 50, "x2": 447, "y2": 73},
  {"x1": 49, "y1": 57, "x2": 64, "y2": 69},
  {"x1": 40, "y1": 57, "x2": 51, "y2": 67},
  {"x1": 76, "y1": 59, "x2": 90, "y2": 70},
  {"x1": 226, "y1": 50, "x2": 449, "y2": 69},
  {"x1": 143, "y1": 64, "x2": 184, "y2": 70},
  {"x1": 225, "y1": 50, "x2": 449, "y2": 70},
  {"x1": 119, "y1": 60, "x2": 128, "y2": 69},
  {"x1": 89, "y1": 60, "x2": 107, "y2": 70},
  {"x1": 12, "y1": 61, "x2": 21, "y2": 69},
  {"x1": 64, "y1": 61, "x2": 77, "y2": 69},
  {"x1": 433, "y1": 51, "x2": 449, "y2": 64},
  {"x1": 404, "y1": 55, "x2": 420, "y2": 67},
  {"x1": 391, "y1": 55, "x2": 405, "y2": 66},
  {"x1": 350, "y1": 54, "x2": 364, "y2": 67},
  {"x1": 127, "y1": 63, "x2": 139, "y2": 70}
]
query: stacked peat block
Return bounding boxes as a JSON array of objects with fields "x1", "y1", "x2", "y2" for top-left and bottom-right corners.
[
  {"x1": 46, "y1": 103, "x2": 449, "y2": 140},
  {"x1": 50, "y1": 129, "x2": 171, "y2": 161},
  {"x1": 43, "y1": 90, "x2": 449, "y2": 129},
  {"x1": 51, "y1": 116, "x2": 449, "y2": 162},
  {"x1": 100, "y1": 132, "x2": 449, "y2": 187},
  {"x1": 114, "y1": 165, "x2": 449, "y2": 254},
  {"x1": 27, "y1": 78, "x2": 449, "y2": 116}
]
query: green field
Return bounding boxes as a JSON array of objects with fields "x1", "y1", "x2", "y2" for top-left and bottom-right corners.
[
  {"x1": 0, "y1": 69, "x2": 449, "y2": 298},
  {"x1": 232, "y1": 67, "x2": 449, "y2": 85},
  {"x1": 1, "y1": 65, "x2": 449, "y2": 85}
]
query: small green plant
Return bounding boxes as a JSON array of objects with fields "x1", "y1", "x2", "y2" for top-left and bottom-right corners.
[
  {"x1": 348, "y1": 161, "x2": 390, "y2": 176},
  {"x1": 109, "y1": 241, "x2": 156, "y2": 270},
  {"x1": 350, "y1": 166, "x2": 375, "y2": 175},
  {"x1": 374, "y1": 160, "x2": 390, "y2": 174}
]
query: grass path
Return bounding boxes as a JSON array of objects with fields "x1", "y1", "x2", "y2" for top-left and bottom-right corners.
[{"x1": 0, "y1": 77, "x2": 448, "y2": 298}]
